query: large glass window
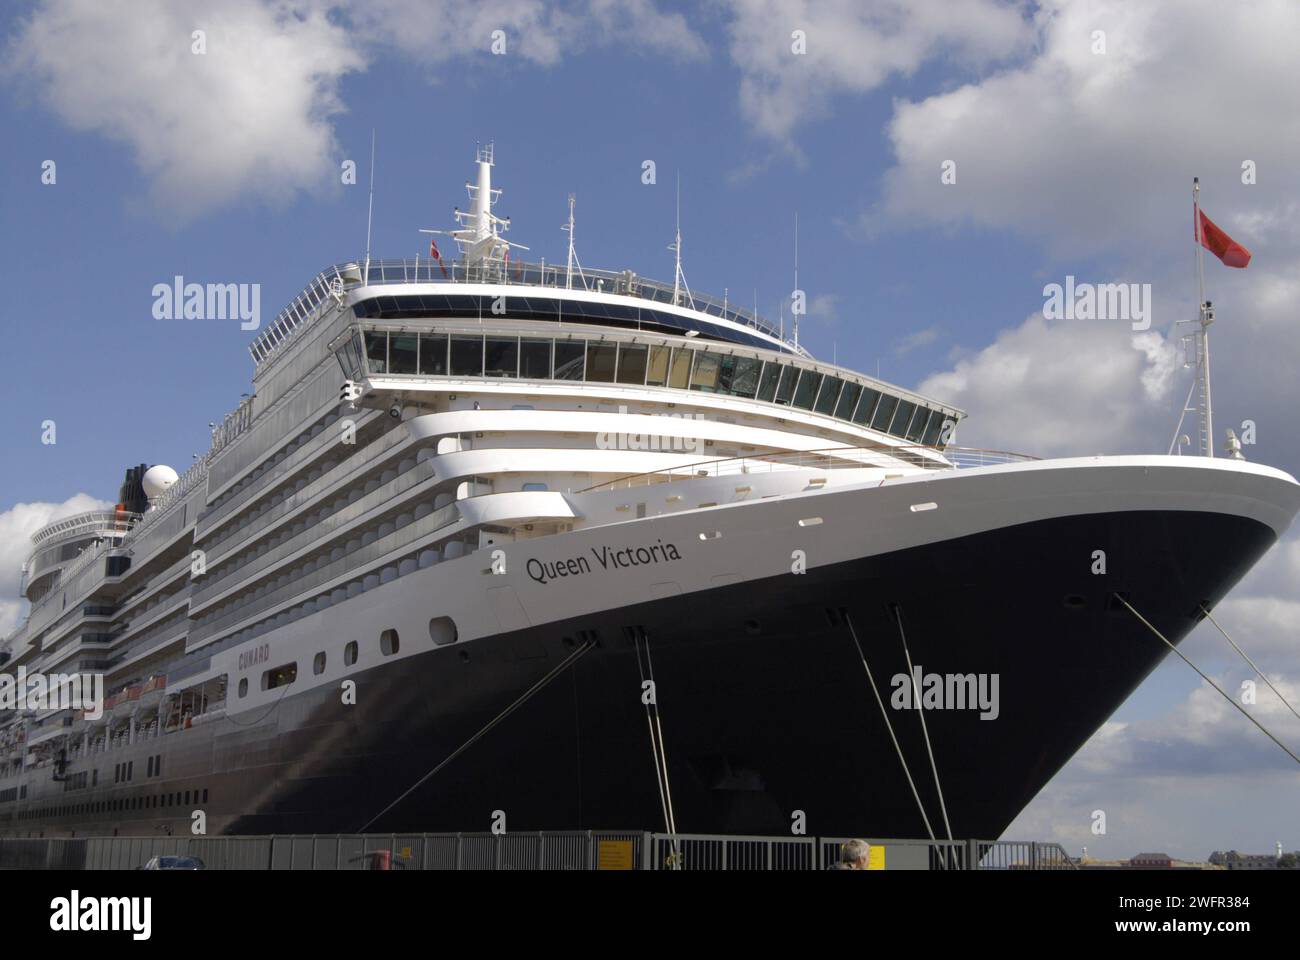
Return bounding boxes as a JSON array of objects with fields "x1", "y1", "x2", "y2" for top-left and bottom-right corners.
[
  {"x1": 690, "y1": 353, "x2": 722, "y2": 392},
  {"x1": 645, "y1": 345, "x2": 671, "y2": 386},
  {"x1": 835, "y1": 382, "x2": 861, "y2": 420},
  {"x1": 586, "y1": 343, "x2": 617, "y2": 382},
  {"x1": 617, "y1": 345, "x2": 648, "y2": 385},
  {"x1": 905, "y1": 406, "x2": 929, "y2": 443},
  {"x1": 364, "y1": 332, "x2": 388, "y2": 375},
  {"x1": 890, "y1": 399, "x2": 918, "y2": 439},
  {"x1": 519, "y1": 338, "x2": 552, "y2": 379},
  {"x1": 853, "y1": 387, "x2": 882, "y2": 425},
  {"x1": 814, "y1": 377, "x2": 843, "y2": 416},
  {"x1": 730, "y1": 357, "x2": 761, "y2": 398},
  {"x1": 774, "y1": 366, "x2": 798, "y2": 405},
  {"x1": 756, "y1": 362, "x2": 780, "y2": 402},
  {"x1": 922, "y1": 411, "x2": 948, "y2": 447},
  {"x1": 667, "y1": 349, "x2": 693, "y2": 389},
  {"x1": 871, "y1": 393, "x2": 899, "y2": 433},
  {"x1": 485, "y1": 337, "x2": 519, "y2": 377},
  {"x1": 389, "y1": 335, "x2": 418, "y2": 375},
  {"x1": 449, "y1": 336, "x2": 484, "y2": 377},
  {"x1": 419, "y1": 333, "x2": 448, "y2": 375},
  {"x1": 792, "y1": 371, "x2": 822, "y2": 410},
  {"x1": 554, "y1": 340, "x2": 585, "y2": 380}
]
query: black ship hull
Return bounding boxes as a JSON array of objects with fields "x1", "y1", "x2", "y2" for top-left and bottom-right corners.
[{"x1": 1, "y1": 508, "x2": 1276, "y2": 841}]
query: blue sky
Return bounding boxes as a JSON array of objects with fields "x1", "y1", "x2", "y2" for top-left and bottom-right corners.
[{"x1": 2, "y1": 0, "x2": 1299, "y2": 860}]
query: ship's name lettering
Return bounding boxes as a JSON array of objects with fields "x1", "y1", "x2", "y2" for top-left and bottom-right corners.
[
  {"x1": 527, "y1": 541, "x2": 682, "y2": 585},
  {"x1": 238, "y1": 643, "x2": 271, "y2": 671}
]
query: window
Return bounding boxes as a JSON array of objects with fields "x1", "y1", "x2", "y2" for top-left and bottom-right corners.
[
  {"x1": 418, "y1": 333, "x2": 448, "y2": 375},
  {"x1": 853, "y1": 387, "x2": 882, "y2": 426},
  {"x1": 922, "y1": 412, "x2": 948, "y2": 447},
  {"x1": 774, "y1": 366, "x2": 798, "y2": 405},
  {"x1": 380, "y1": 629, "x2": 400, "y2": 656},
  {"x1": 890, "y1": 399, "x2": 917, "y2": 438},
  {"x1": 344, "y1": 641, "x2": 358, "y2": 666},
  {"x1": 485, "y1": 336, "x2": 519, "y2": 377},
  {"x1": 835, "y1": 382, "x2": 862, "y2": 420},
  {"x1": 756, "y1": 363, "x2": 780, "y2": 402},
  {"x1": 449, "y1": 335, "x2": 484, "y2": 376},
  {"x1": 871, "y1": 394, "x2": 899, "y2": 433},
  {"x1": 313, "y1": 651, "x2": 326, "y2": 675},
  {"x1": 690, "y1": 352, "x2": 722, "y2": 392},
  {"x1": 645, "y1": 345, "x2": 671, "y2": 386},
  {"x1": 729, "y1": 357, "x2": 761, "y2": 398},
  {"x1": 792, "y1": 371, "x2": 822, "y2": 410},
  {"x1": 814, "y1": 377, "x2": 843, "y2": 416},
  {"x1": 389, "y1": 335, "x2": 418, "y2": 374},
  {"x1": 519, "y1": 338, "x2": 552, "y2": 379},
  {"x1": 553, "y1": 340, "x2": 585, "y2": 380},
  {"x1": 905, "y1": 406, "x2": 930, "y2": 443},
  {"x1": 429, "y1": 616, "x2": 458, "y2": 646},
  {"x1": 262, "y1": 663, "x2": 298, "y2": 691},
  {"x1": 585, "y1": 343, "x2": 617, "y2": 382},
  {"x1": 238, "y1": 678, "x2": 248, "y2": 698},
  {"x1": 666, "y1": 348, "x2": 693, "y2": 389},
  {"x1": 364, "y1": 331, "x2": 388, "y2": 374},
  {"x1": 616, "y1": 344, "x2": 648, "y2": 385}
]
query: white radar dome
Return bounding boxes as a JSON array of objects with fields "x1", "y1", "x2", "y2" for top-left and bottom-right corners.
[{"x1": 142, "y1": 464, "x2": 180, "y2": 499}]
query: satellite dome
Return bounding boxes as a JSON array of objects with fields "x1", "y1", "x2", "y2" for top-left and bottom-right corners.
[{"x1": 141, "y1": 464, "x2": 180, "y2": 499}]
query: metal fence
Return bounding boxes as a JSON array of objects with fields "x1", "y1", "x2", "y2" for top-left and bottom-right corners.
[{"x1": 0, "y1": 832, "x2": 1076, "y2": 871}]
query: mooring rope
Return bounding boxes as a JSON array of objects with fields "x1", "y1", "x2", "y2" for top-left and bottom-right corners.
[
  {"x1": 843, "y1": 611, "x2": 942, "y2": 856},
  {"x1": 1115, "y1": 595, "x2": 1300, "y2": 767},
  {"x1": 892, "y1": 604, "x2": 955, "y2": 845},
  {"x1": 1199, "y1": 603, "x2": 1300, "y2": 725},
  {"x1": 635, "y1": 633, "x2": 680, "y2": 867},
  {"x1": 358, "y1": 639, "x2": 595, "y2": 832}
]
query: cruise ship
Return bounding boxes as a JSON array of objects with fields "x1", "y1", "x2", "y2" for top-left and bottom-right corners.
[{"x1": 3, "y1": 145, "x2": 1298, "y2": 842}]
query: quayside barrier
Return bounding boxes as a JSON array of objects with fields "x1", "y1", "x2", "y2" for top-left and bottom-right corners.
[{"x1": 0, "y1": 832, "x2": 1077, "y2": 871}]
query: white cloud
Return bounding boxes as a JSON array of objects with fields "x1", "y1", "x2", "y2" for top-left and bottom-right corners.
[
  {"x1": 3, "y1": 0, "x2": 365, "y2": 219},
  {"x1": 719, "y1": 0, "x2": 1031, "y2": 144},
  {"x1": 2, "y1": 0, "x2": 704, "y2": 220},
  {"x1": 0, "y1": 494, "x2": 113, "y2": 637},
  {"x1": 918, "y1": 311, "x2": 1177, "y2": 455}
]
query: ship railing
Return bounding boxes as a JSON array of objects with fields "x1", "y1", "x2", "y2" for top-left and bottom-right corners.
[
  {"x1": 30, "y1": 510, "x2": 142, "y2": 548},
  {"x1": 250, "y1": 256, "x2": 807, "y2": 377},
  {"x1": 578, "y1": 444, "x2": 1039, "y2": 494}
]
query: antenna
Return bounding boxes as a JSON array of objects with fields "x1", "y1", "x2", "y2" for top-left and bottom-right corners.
[
  {"x1": 793, "y1": 211, "x2": 800, "y2": 351},
  {"x1": 1168, "y1": 177, "x2": 1216, "y2": 458},
  {"x1": 562, "y1": 194, "x2": 586, "y2": 290},
  {"x1": 668, "y1": 172, "x2": 694, "y2": 309},
  {"x1": 364, "y1": 129, "x2": 376, "y2": 285}
]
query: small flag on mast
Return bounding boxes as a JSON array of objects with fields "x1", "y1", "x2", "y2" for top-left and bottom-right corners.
[
  {"x1": 1196, "y1": 208, "x2": 1251, "y2": 268},
  {"x1": 428, "y1": 237, "x2": 448, "y2": 277}
]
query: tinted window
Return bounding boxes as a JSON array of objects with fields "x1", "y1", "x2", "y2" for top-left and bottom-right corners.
[
  {"x1": 667, "y1": 349, "x2": 693, "y2": 389},
  {"x1": 645, "y1": 345, "x2": 671, "y2": 386},
  {"x1": 730, "y1": 357, "x2": 761, "y2": 398},
  {"x1": 890, "y1": 399, "x2": 918, "y2": 439},
  {"x1": 553, "y1": 341, "x2": 585, "y2": 380},
  {"x1": 905, "y1": 407, "x2": 930, "y2": 443},
  {"x1": 389, "y1": 335, "x2": 418, "y2": 374},
  {"x1": 418, "y1": 334, "x2": 447, "y2": 375},
  {"x1": 792, "y1": 371, "x2": 822, "y2": 410},
  {"x1": 774, "y1": 366, "x2": 798, "y2": 405},
  {"x1": 923, "y1": 412, "x2": 949, "y2": 447},
  {"x1": 854, "y1": 387, "x2": 882, "y2": 425},
  {"x1": 364, "y1": 332, "x2": 387, "y2": 374},
  {"x1": 519, "y1": 338, "x2": 552, "y2": 379},
  {"x1": 449, "y1": 336, "x2": 483, "y2": 376},
  {"x1": 691, "y1": 353, "x2": 722, "y2": 392},
  {"x1": 485, "y1": 337, "x2": 518, "y2": 377},
  {"x1": 835, "y1": 382, "x2": 861, "y2": 420},
  {"x1": 586, "y1": 343, "x2": 617, "y2": 382},
  {"x1": 617, "y1": 345, "x2": 648, "y2": 385},
  {"x1": 756, "y1": 362, "x2": 780, "y2": 402},
  {"x1": 871, "y1": 394, "x2": 899, "y2": 432},
  {"x1": 814, "y1": 377, "x2": 843, "y2": 415}
]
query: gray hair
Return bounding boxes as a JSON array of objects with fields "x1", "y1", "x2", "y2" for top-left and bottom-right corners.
[{"x1": 841, "y1": 839, "x2": 872, "y2": 866}]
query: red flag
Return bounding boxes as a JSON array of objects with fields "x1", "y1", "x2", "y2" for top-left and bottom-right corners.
[
  {"x1": 429, "y1": 237, "x2": 448, "y2": 278},
  {"x1": 1196, "y1": 208, "x2": 1251, "y2": 268}
]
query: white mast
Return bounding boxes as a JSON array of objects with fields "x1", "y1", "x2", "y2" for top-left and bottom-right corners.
[
  {"x1": 1170, "y1": 177, "x2": 1215, "y2": 457},
  {"x1": 668, "y1": 173, "x2": 694, "y2": 309},
  {"x1": 364, "y1": 129, "x2": 375, "y2": 285},
  {"x1": 563, "y1": 194, "x2": 586, "y2": 290},
  {"x1": 420, "y1": 142, "x2": 528, "y2": 277}
]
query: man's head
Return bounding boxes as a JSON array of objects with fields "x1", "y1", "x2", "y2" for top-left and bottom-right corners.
[{"x1": 841, "y1": 839, "x2": 872, "y2": 870}]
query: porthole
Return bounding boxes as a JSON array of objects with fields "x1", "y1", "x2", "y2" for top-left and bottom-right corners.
[
  {"x1": 313, "y1": 651, "x2": 327, "y2": 674},
  {"x1": 380, "y1": 629, "x2": 400, "y2": 656},
  {"x1": 429, "y1": 616, "x2": 458, "y2": 647},
  {"x1": 238, "y1": 678, "x2": 248, "y2": 698},
  {"x1": 344, "y1": 640, "x2": 358, "y2": 666}
]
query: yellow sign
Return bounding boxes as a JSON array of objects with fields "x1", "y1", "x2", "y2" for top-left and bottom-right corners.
[
  {"x1": 597, "y1": 839, "x2": 635, "y2": 871},
  {"x1": 868, "y1": 846, "x2": 886, "y2": 870},
  {"x1": 400, "y1": 847, "x2": 412, "y2": 860}
]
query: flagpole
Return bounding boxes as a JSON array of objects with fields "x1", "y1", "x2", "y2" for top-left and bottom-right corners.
[{"x1": 1193, "y1": 177, "x2": 1213, "y2": 457}]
